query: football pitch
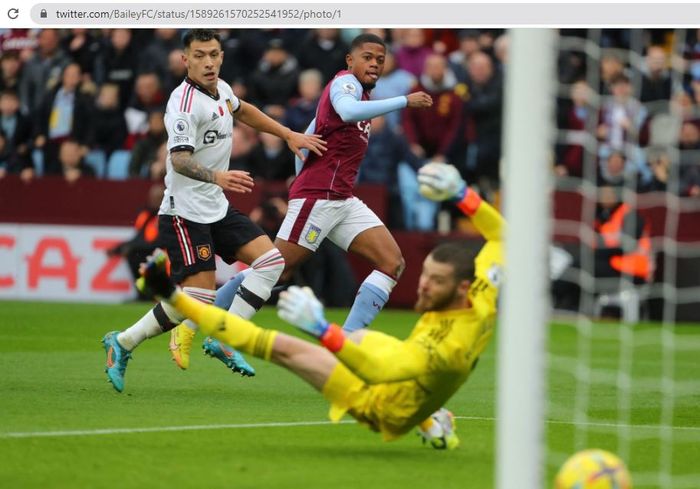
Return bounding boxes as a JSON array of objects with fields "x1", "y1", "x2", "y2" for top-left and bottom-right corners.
[{"x1": 1, "y1": 301, "x2": 698, "y2": 488}]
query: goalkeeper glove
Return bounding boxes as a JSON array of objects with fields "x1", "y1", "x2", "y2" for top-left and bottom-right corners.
[
  {"x1": 135, "y1": 249, "x2": 177, "y2": 301},
  {"x1": 277, "y1": 286, "x2": 329, "y2": 338},
  {"x1": 417, "y1": 161, "x2": 467, "y2": 202}
]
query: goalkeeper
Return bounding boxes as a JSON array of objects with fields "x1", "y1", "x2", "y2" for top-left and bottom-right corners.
[{"x1": 137, "y1": 162, "x2": 503, "y2": 448}]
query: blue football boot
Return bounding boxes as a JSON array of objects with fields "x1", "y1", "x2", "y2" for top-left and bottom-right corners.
[
  {"x1": 102, "y1": 331, "x2": 132, "y2": 392},
  {"x1": 202, "y1": 337, "x2": 256, "y2": 377}
]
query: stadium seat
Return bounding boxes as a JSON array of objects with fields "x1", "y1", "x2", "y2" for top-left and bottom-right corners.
[
  {"x1": 106, "y1": 150, "x2": 132, "y2": 180},
  {"x1": 85, "y1": 150, "x2": 107, "y2": 178}
]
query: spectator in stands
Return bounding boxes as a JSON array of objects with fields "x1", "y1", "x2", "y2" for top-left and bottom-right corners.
[
  {"x1": 247, "y1": 39, "x2": 300, "y2": 107},
  {"x1": 58, "y1": 139, "x2": 95, "y2": 183},
  {"x1": 556, "y1": 80, "x2": 595, "y2": 178},
  {"x1": 0, "y1": 52, "x2": 22, "y2": 93},
  {"x1": 395, "y1": 28, "x2": 433, "y2": 77},
  {"x1": 297, "y1": 29, "x2": 348, "y2": 84},
  {"x1": 678, "y1": 121, "x2": 700, "y2": 167},
  {"x1": 62, "y1": 29, "x2": 102, "y2": 82},
  {"x1": 94, "y1": 29, "x2": 138, "y2": 110},
  {"x1": 252, "y1": 191, "x2": 288, "y2": 240},
  {"x1": 107, "y1": 183, "x2": 164, "y2": 296},
  {"x1": 284, "y1": 69, "x2": 322, "y2": 133},
  {"x1": 128, "y1": 110, "x2": 166, "y2": 178},
  {"x1": 599, "y1": 52, "x2": 626, "y2": 95},
  {"x1": 641, "y1": 45, "x2": 672, "y2": 110},
  {"x1": 0, "y1": 90, "x2": 33, "y2": 177},
  {"x1": 638, "y1": 147, "x2": 672, "y2": 193},
  {"x1": 372, "y1": 51, "x2": 416, "y2": 132},
  {"x1": 19, "y1": 29, "x2": 69, "y2": 113},
  {"x1": 448, "y1": 30, "x2": 481, "y2": 83},
  {"x1": 598, "y1": 73, "x2": 648, "y2": 156},
  {"x1": 147, "y1": 142, "x2": 167, "y2": 181},
  {"x1": 138, "y1": 29, "x2": 180, "y2": 81},
  {"x1": 228, "y1": 124, "x2": 257, "y2": 172},
  {"x1": 359, "y1": 115, "x2": 421, "y2": 229},
  {"x1": 598, "y1": 150, "x2": 636, "y2": 186},
  {"x1": 403, "y1": 53, "x2": 462, "y2": 164},
  {"x1": 163, "y1": 49, "x2": 187, "y2": 95},
  {"x1": 552, "y1": 185, "x2": 653, "y2": 312},
  {"x1": 493, "y1": 33, "x2": 510, "y2": 74},
  {"x1": 0, "y1": 29, "x2": 37, "y2": 58},
  {"x1": 89, "y1": 83, "x2": 127, "y2": 159},
  {"x1": 34, "y1": 62, "x2": 93, "y2": 175},
  {"x1": 247, "y1": 131, "x2": 295, "y2": 181},
  {"x1": 464, "y1": 50, "x2": 503, "y2": 190},
  {"x1": 124, "y1": 72, "x2": 165, "y2": 149}
]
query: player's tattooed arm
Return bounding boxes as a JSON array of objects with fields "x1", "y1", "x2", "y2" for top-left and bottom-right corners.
[
  {"x1": 170, "y1": 150, "x2": 254, "y2": 193},
  {"x1": 170, "y1": 150, "x2": 215, "y2": 183}
]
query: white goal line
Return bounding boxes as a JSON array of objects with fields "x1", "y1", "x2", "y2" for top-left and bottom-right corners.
[{"x1": 1, "y1": 416, "x2": 698, "y2": 440}]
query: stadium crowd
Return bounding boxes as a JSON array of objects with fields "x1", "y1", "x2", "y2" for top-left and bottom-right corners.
[{"x1": 2, "y1": 28, "x2": 700, "y2": 231}]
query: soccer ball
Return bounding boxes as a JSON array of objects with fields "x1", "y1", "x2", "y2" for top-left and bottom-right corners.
[{"x1": 554, "y1": 449, "x2": 632, "y2": 489}]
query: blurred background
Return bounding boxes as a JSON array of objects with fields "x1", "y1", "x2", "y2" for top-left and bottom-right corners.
[{"x1": 0, "y1": 27, "x2": 699, "y2": 320}]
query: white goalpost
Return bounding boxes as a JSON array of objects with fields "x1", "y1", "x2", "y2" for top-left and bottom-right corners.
[{"x1": 496, "y1": 28, "x2": 557, "y2": 489}]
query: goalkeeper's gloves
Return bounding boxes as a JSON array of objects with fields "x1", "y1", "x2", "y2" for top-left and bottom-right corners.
[
  {"x1": 417, "y1": 161, "x2": 467, "y2": 202},
  {"x1": 136, "y1": 249, "x2": 177, "y2": 301},
  {"x1": 277, "y1": 286, "x2": 330, "y2": 338}
]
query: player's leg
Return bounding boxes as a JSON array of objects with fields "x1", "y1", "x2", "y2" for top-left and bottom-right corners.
[
  {"x1": 103, "y1": 215, "x2": 217, "y2": 392},
  {"x1": 195, "y1": 210, "x2": 284, "y2": 375},
  {"x1": 328, "y1": 198, "x2": 404, "y2": 332}
]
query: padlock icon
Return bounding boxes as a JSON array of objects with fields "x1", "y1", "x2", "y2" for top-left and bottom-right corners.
[{"x1": 40, "y1": 9, "x2": 47, "y2": 18}]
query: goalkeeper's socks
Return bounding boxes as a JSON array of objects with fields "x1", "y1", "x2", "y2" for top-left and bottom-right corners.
[
  {"x1": 214, "y1": 268, "x2": 252, "y2": 310},
  {"x1": 181, "y1": 287, "x2": 216, "y2": 331},
  {"x1": 172, "y1": 292, "x2": 277, "y2": 360},
  {"x1": 343, "y1": 270, "x2": 397, "y2": 332}
]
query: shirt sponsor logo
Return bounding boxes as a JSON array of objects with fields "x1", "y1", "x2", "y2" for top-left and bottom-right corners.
[
  {"x1": 173, "y1": 119, "x2": 189, "y2": 135},
  {"x1": 197, "y1": 244, "x2": 212, "y2": 261},
  {"x1": 173, "y1": 136, "x2": 189, "y2": 144},
  {"x1": 304, "y1": 224, "x2": 322, "y2": 244},
  {"x1": 203, "y1": 130, "x2": 232, "y2": 144}
]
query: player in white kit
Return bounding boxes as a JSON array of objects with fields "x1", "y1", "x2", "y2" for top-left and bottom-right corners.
[{"x1": 101, "y1": 29, "x2": 326, "y2": 392}]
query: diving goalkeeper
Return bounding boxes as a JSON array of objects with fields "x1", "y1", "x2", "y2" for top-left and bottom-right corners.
[{"x1": 136, "y1": 162, "x2": 504, "y2": 448}]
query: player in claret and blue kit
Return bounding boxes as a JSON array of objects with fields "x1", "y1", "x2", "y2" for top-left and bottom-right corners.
[{"x1": 190, "y1": 33, "x2": 435, "y2": 370}]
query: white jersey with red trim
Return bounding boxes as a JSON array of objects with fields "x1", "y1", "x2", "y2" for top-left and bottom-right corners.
[{"x1": 159, "y1": 77, "x2": 241, "y2": 224}]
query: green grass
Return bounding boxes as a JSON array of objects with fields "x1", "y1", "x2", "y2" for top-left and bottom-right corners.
[{"x1": 0, "y1": 302, "x2": 698, "y2": 488}]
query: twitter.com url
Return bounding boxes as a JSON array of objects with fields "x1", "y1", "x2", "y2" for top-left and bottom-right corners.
[{"x1": 53, "y1": 7, "x2": 342, "y2": 21}]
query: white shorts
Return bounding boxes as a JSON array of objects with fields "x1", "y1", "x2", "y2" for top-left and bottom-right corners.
[{"x1": 277, "y1": 197, "x2": 383, "y2": 251}]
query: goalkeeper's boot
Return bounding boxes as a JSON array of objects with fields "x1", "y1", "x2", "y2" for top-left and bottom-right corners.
[
  {"x1": 417, "y1": 408, "x2": 460, "y2": 450},
  {"x1": 169, "y1": 325, "x2": 196, "y2": 370},
  {"x1": 102, "y1": 331, "x2": 132, "y2": 393},
  {"x1": 203, "y1": 337, "x2": 256, "y2": 377}
]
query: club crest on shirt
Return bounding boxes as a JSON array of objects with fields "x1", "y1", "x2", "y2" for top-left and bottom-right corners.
[
  {"x1": 305, "y1": 224, "x2": 322, "y2": 244},
  {"x1": 174, "y1": 119, "x2": 189, "y2": 135},
  {"x1": 226, "y1": 98, "x2": 235, "y2": 115},
  {"x1": 342, "y1": 83, "x2": 356, "y2": 94},
  {"x1": 197, "y1": 244, "x2": 212, "y2": 261}
]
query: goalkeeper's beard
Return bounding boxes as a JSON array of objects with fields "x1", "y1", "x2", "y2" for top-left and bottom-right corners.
[{"x1": 414, "y1": 286, "x2": 460, "y2": 313}]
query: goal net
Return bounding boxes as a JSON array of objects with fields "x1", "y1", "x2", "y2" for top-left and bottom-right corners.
[{"x1": 498, "y1": 28, "x2": 700, "y2": 489}]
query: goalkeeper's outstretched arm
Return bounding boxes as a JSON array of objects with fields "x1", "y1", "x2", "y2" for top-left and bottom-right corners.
[{"x1": 417, "y1": 161, "x2": 504, "y2": 242}]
